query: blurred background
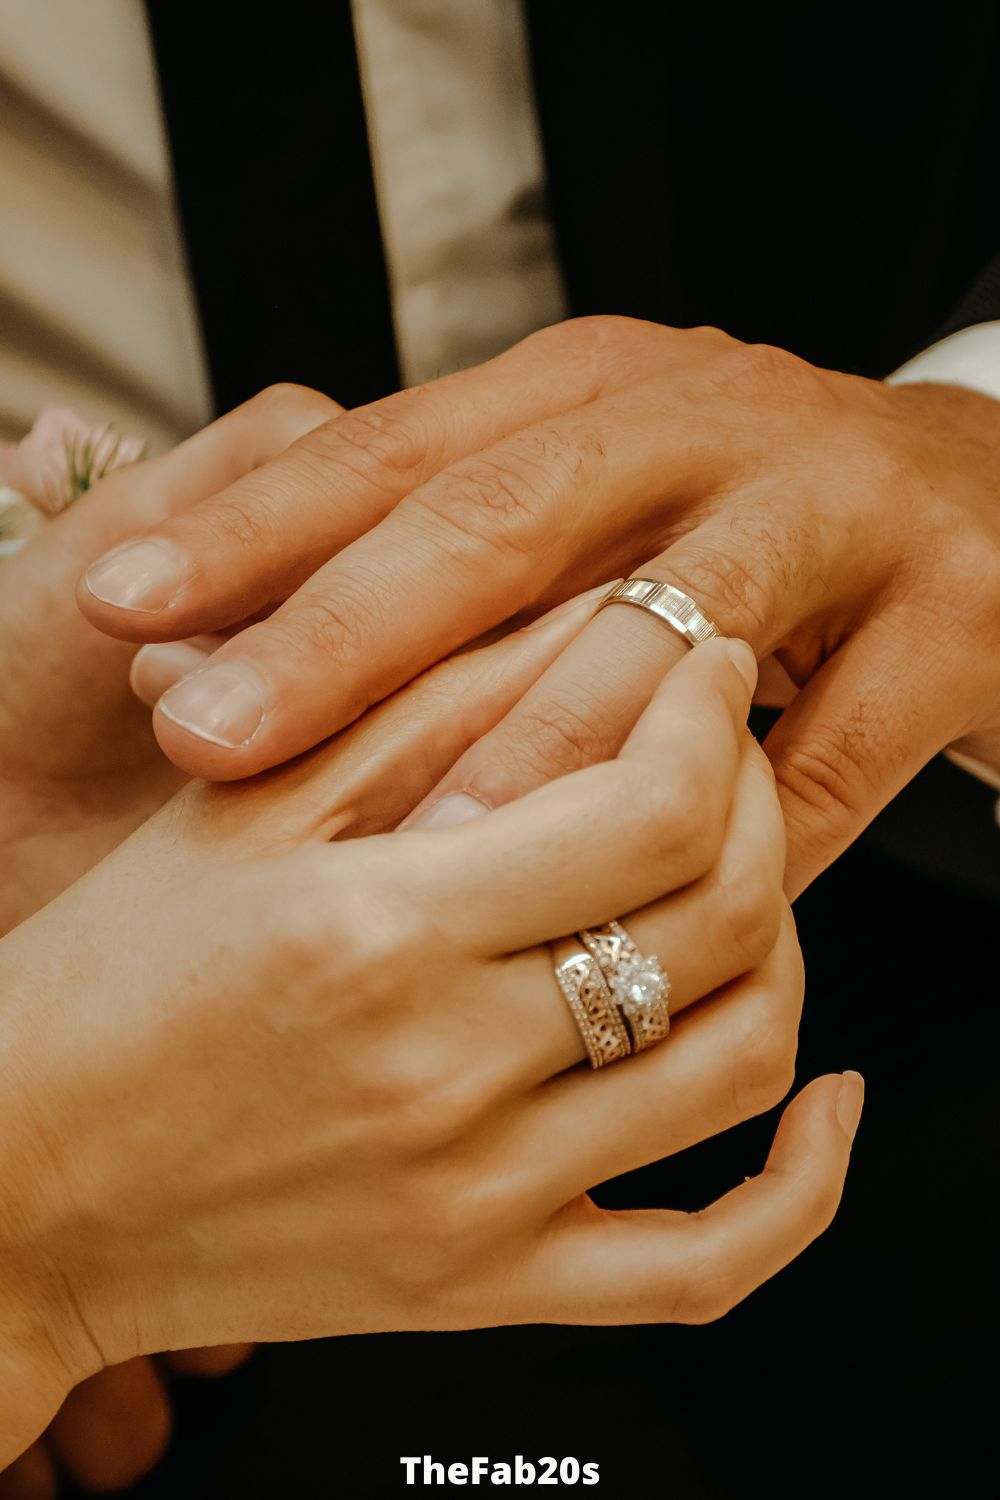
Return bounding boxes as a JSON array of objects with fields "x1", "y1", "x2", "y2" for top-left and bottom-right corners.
[{"x1": 0, "y1": 0, "x2": 209, "y2": 452}]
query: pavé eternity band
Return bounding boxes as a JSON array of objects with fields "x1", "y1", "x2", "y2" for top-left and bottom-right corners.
[
  {"x1": 598, "y1": 577, "x2": 720, "y2": 647},
  {"x1": 552, "y1": 948, "x2": 632, "y2": 1069}
]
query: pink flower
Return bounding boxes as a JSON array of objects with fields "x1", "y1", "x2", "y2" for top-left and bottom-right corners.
[{"x1": 0, "y1": 407, "x2": 145, "y2": 516}]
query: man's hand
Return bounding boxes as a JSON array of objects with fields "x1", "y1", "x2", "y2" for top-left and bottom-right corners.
[
  {"x1": 0, "y1": 383, "x2": 341, "y2": 932},
  {"x1": 76, "y1": 318, "x2": 1000, "y2": 894}
]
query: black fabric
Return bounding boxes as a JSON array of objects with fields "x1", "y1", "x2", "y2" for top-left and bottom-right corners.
[
  {"x1": 940, "y1": 252, "x2": 1000, "y2": 338},
  {"x1": 145, "y1": 0, "x2": 400, "y2": 413},
  {"x1": 146, "y1": 2, "x2": 1000, "y2": 406},
  {"x1": 65, "y1": 828, "x2": 998, "y2": 1497},
  {"x1": 524, "y1": 1, "x2": 1000, "y2": 377}
]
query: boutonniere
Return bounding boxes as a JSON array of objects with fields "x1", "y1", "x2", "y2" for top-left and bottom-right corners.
[{"x1": 0, "y1": 406, "x2": 145, "y2": 555}]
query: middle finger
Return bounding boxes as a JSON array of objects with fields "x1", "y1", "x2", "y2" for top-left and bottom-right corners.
[{"x1": 143, "y1": 387, "x2": 731, "y2": 778}]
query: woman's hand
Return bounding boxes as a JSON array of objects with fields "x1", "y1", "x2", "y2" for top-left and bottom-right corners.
[
  {"x1": 0, "y1": 573, "x2": 609, "y2": 1495},
  {"x1": 0, "y1": 385, "x2": 340, "y2": 936},
  {"x1": 0, "y1": 635, "x2": 862, "y2": 1465},
  {"x1": 77, "y1": 319, "x2": 1000, "y2": 894},
  {"x1": 0, "y1": 388, "x2": 339, "y2": 1496}
]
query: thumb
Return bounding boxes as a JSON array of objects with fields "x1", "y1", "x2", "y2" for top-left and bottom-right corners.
[{"x1": 766, "y1": 619, "x2": 953, "y2": 898}]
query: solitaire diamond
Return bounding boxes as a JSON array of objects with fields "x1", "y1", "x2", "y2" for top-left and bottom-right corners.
[{"x1": 610, "y1": 955, "x2": 668, "y2": 1016}]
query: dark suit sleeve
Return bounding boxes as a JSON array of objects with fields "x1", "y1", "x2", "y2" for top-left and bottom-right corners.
[{"x1": 937, "y1": 254, "x2": 1000, "y2": 341}]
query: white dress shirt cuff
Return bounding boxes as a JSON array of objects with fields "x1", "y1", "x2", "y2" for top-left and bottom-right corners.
[
  {"x1": 887, "y1": 319, "x2": 1000, "y2": 402},
  {"x1": 887, "y1": 322, "x2": 1000, "y2": 803}
]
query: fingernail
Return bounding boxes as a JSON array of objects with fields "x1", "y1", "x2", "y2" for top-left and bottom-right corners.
[
  {"x1": 835, "y1": 1070, "x2": 865, "y2": 1144},
  {"x1": 158, "y1": 662, "x2": 265, "y2": 748},
  {"x1": 131, "y1": 640, "x2": 213, "y2": 707},
  {"x1": 724, "y1": 638, "x2": 759, "y2": 693},
  {"x1": 84, "y1": 539, "x2": 189, "y2": 612},
  {"x1": 522, "y1": 580, "x2": 624, "y2": 632},
  {"x1": 405, "y1": 791, "x2": 491, "y2": 830}
]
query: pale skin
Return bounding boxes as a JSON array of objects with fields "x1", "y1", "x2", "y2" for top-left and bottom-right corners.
[
  {"x1": 0, "y1": 395, "x2": 342, "y2": 1495},
  {"x1": 0, "y1": 613, "x2": 862, "y2": 1470},
  {"x1": 77, "y1": 318, "x2": 1000, "y2": 896}
]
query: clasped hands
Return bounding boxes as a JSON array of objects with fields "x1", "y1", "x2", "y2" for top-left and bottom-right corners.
[{"x1": 9, "y1": 310, "x2": 1000, "y2": 1485}]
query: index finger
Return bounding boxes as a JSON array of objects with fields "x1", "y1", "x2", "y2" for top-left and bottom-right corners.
[
  {"x1": 76, "y1": 328, "x2": 616, "y2": 640},
  {"x1": 128, "y1": 387, "x2": 730, "y2": 779}
]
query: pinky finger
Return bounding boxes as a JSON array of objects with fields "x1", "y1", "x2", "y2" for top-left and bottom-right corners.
[
  {"x1": 43, "y1": 1358, "x2": 171, "y2": 1493},
  {"x1": 530, "y1": 1071, "x2": 863, "y2": 1327},
  {"x1": 130, "y1": 634, "x2": 229, "y2": 708},
  {"x1": 0, "y1": 1444, "x2": 57, "y2": 1500},
  {"x1": 163, "y1": 1344, "x2": 255, "y2": 1377}
]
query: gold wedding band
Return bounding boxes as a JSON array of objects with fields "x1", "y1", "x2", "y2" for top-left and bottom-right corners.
[{"x1": 599, "y1": 578, "x2": 720, "y2": 647}]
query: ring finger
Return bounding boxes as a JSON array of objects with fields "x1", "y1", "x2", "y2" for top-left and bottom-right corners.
[
  {"x1": 408, "y1": 499, "x2": 855, "y2": 828},
  {"x1": 440, "y1": 738, "x2": 786, "y2": 1106},
  {"x1": 510, "y1": 905, "x2": 803, "y2": 1208}
]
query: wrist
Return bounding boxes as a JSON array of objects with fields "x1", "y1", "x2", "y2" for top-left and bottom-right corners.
[
  {"x1": 884, "y1": 376, "x2": 1000, "y2": 446},
  {"x1": 947, "y1": 730, "x2": 1000, "y2": 789},
  {"x1": 0, "y1": 1138, "x2": 103, "y2": 1463},
  {"x1": 0, "y1": 938, "x2": 133, "y2": 1458},
  {"x1": 888, "y1": 320, "x2": 1000, "y2": 407},
  {"x1": 0, "y1": 1251, "x2": 98, "y2": 1464}
]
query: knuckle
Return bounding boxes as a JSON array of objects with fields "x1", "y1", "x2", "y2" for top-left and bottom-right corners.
[
  {"x1": 385, "y1": 1162, "x2": 510, "y2": 1303},
  {"x1": 707, "y1": 341, "x2": 828, "y2": 407},
  {"x1": 667, "y1": 753, "x2": 720, "y2": 828},
  {"x1": 687, "y1": 324, "x2": 741, "y2": 354},
  {"x1": 255, "y1": 381, "x2": 327, "y2": 419},
  {"x1": 772, "y1": 728, "x2": 869, "y2": 832},
  {"x1": 265, "y1": 867, "x2": 408, "y2": 991},
  {"x1": 432, "y1": 459, "x2": 546, "y2": 537},
  {"x1": 783, "y1": 926, "x2": 807, "y2": 1017},
  {"x1": 408, "y1": 426, "x2": 585, "y2": 562},
  {"x1": 729, "y1": 999, "x2": 798, "y2": 1119},
  {"x1": 668, "y1": 755, "x2": 731, "y2": 863},
  {"x1": 246, "y1": 382, "x2": 341, "y2": 452},
  {"x1": 564, "y1": 312, "x2": 642, "y2": 343},
  {"x1": 802, "y1": 1166, "x2": 846, "y2": 1238},
  {"x1": 501, "y1": 694, "x2": 605, "y2": 779},
  {"x1": 665, "y1": 539, "x2": 776, "y2": 640},
  {"x1": 538, "y1": 312, "x2": 643, "y2": 357},
  {"x1": 312, "y1": 399, "x2": 430, "y2": 488},
  {"x1": 912, "y1": 528, "x2": 1000, "y2": 663},
  {"x1": 188, "y1": 482, "x2": 284, "y2": 556},
  {"x1": 862, "y1": 436, "x2": 916, "y2": 500},
  {"x1": 266, "y1": 579, "x2": 385, "y2": 675},
  {"x1": 713, "y1": 858, "x2": 784, "y2": 973},
  {"x1": 528, "y1": 314, "x2": 668, "y2": 386},
  {"x1": 669, "y1": 1230, "x2": 742, "y2": 1325},
  {"x1": 366, "y1": 1042, "x2": 470, "y2": 1155},
  {"x1": 627, "y1": 765, "x2": 722, "y2": 876}
]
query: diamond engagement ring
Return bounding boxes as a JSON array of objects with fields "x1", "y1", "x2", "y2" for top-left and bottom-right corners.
[
  {"x1": 578, "y1": 921, "x2": 671, "y2": 1053},
  {"x1": 554, "y1": 920, "x2": 671, "y2": 1067}
]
